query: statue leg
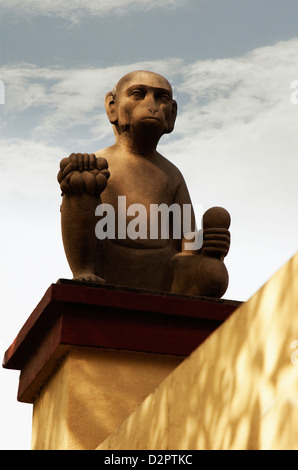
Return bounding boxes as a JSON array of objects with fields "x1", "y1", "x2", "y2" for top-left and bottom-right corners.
[{"x1": 171, "y1": 253, "x2": 229, "y2": 298}]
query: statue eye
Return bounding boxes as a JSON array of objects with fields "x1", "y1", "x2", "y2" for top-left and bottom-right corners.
[
  {"x1": 159, "y1": 93, "x2": 170, "y2": 103},
  {"x1": 130, "y1": 89, "x2": 145, "y2": 99}
]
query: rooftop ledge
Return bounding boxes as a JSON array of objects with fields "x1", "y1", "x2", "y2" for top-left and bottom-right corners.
[{"x1": 3, "y1": 279, "x2": 242, "y2": 403}]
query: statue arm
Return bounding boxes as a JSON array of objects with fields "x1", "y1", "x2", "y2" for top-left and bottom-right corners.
[
  {"x1": 172, "y1": 176, "x2": 197, "y2": 252},
  {"x1": 58, "y1": 153, "x2": 109, "y2": 283},
  {"x1": 173, "y1": 177, "x2": 230, "y2": 259},
  {"x1": 171, "y1": 177, "x2": 231, "y2": 298}
]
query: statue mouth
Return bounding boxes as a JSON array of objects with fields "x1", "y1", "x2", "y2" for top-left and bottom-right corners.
[{"x1": 141, "y1": 116, "x2": 162, "y2": 122}]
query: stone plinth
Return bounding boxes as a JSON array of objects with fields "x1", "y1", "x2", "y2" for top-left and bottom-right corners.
[{"x1": 3, "y1": 280, "x2": 240, "y2": 450}]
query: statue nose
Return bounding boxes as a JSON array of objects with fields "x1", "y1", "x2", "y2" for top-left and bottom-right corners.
[{"x1": 147, "y1": 96, "x2": 159, "y2": 114}]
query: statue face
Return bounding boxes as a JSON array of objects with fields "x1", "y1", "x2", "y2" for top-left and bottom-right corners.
[{"x1": 107, "y1": 71, "x2": 177, "y2": 136}]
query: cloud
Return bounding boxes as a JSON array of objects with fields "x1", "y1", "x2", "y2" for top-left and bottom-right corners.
[
  {"x1": 1, "y1": 0, "x2": 187, "y2": 22},
  {"x1": 2, "y1": 39, "x2": 297, "y2": 188},
  {"x1": 1, "y1": 59, "x2": 182, "y2": 144},
  {"x1": 159, "y1": 38, "x2": 298, "y2": 193},
  {"x1": 171, "y1": 38, "x2": 298, "y2": 139},
  {"x1": 3, "y1": 38, "x2": 296, "y2": 153},
  {"x1": 0, "y1": 138, "x2": 66, "y2": 205}
]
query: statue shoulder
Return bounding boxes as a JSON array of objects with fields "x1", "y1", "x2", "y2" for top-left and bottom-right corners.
[
  {"x1": 94, "y1": 145, "x2": 119, "y2": 167},
  {"x1": 156, "y1": 152, "x2": 186, "y2": 184},
  {"x1": 94, "y1": 146, "x2": 113, "y2": 159}
]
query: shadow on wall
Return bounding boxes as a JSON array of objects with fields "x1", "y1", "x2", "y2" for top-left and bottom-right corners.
[
  {"x1": 98, "y1": 253, "x2": 298, "y2": 450},
  {"x1": 66, "y1": 348, "x2": 182, "y2": 450}
]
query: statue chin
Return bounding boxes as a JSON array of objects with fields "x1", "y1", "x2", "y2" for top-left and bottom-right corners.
[{"x1": 138, "y1": 116, "x2": 164, "y2": 130}]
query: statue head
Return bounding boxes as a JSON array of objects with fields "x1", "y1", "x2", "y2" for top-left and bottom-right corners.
[{"x1": 105, "y1": 71, "x2": 177, "y2": 139}]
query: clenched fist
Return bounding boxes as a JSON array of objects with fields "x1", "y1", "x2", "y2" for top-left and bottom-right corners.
[
  {"x1": 57, "y1": 153, "x2": 110, "y2": 196},
  {"x1": 202, "y1": 207, "x2": 230, "y2": 260}
]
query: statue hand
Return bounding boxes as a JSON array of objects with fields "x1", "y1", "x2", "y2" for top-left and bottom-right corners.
[
  {"x1": 202, "y1": 228, "x2": 230, "y2": 260},
  {"x1": 57, "y1": 153, "x2": 110, "y2": 196}
]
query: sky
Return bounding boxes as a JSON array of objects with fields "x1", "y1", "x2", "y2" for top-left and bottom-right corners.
[{"x1": 1, "y1": 0, "x2": 298, "y2": 450}]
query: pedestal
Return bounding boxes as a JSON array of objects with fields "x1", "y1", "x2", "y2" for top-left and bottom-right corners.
[{"x1": 3, "y1": 280, "x2": 241, "y2": 450}]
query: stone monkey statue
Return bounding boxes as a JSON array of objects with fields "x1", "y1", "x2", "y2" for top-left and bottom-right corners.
[{"x1": 57, "y1": 70, "x2": 230, "y2": 297}]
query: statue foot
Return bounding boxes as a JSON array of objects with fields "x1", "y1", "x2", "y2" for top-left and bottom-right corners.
[
  {"x1": 73, "y1": 273, "x2": 106, "y2": 284},
  {"x1": 171, "y1": 254, "x2": 228, "y2": 298}
]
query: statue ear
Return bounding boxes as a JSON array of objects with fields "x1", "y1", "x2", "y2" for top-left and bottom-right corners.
[
  {"x1": 164, "y1": 99, "x2": 177, "y2": 134},
  {"x1": 105, "y1": 91, "x2": 118, "y2": 125}
]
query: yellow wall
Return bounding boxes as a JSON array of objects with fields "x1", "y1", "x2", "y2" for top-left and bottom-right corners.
[
  {"x1": 98, "y1": 253, "x2": 298, "y2": 450},
  {"x1": 32, "y1": 347, "x2": 182, "y2": 450}
]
